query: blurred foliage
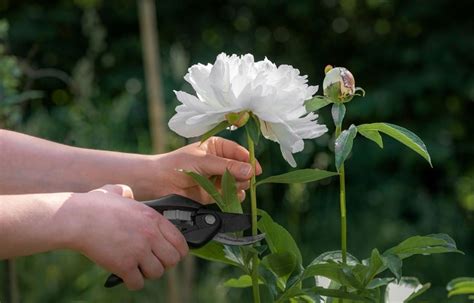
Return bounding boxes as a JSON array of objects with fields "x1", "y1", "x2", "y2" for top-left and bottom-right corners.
[{"x1": 0, "y1": 0, "x2": 473, "y2": 302}]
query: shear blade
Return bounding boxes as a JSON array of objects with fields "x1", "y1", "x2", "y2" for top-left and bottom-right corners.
[{"x1": 213, "y1": 233, "x2": 265, "y2": 246}]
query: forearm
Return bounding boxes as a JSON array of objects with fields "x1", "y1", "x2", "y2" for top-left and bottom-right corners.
[
  {"x1": 0, "y1": 130, "x2": 159, "y2": 199},
  {"x1": 0, "y1": 193, "x2": 75, "y2": 259}
]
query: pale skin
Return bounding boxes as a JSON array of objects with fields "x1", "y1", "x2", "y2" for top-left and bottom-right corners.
[{"x1": 0, "y1": 130, "x2": 262, "y2": 290}]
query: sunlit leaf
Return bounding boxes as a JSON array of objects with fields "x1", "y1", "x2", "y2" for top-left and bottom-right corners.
[
  {"x1": 335, "y1": 124, "x2": 358, "y2": 171},
  {"x1": 222, "y1": 169, "x2": 243, "y2": 213},
  {"x1": 191, "y1": 242, "x2": 242, "y2": 268},
  {"x1": 384, "y1": 234, "x2": 463, "y2": 259},
  {"x1": 447, "y1": 277, "x2": 474, "y2": 298},
  {"x1": 256, "y1": 169, "x2": 338, "y2": 186},
  {"x1": 358, "y1": 128, "x2": 383, "y2": 148},
  {"x1": 357, "y1": 123, "x2": 432, "y2": 166},
  {"x1": 183, "y1": 171, "x2": 224, "y2": 209},
  {"x1": 224, "y1": 275, "x2": 261, "y2": 288}
]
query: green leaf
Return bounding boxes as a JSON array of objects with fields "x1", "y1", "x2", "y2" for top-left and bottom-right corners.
[
  {"x1": 256, "y1": 169, "x2": 338, "y2": 186},
  {"x1": 224, "y1": 275, "x2": 261, "y2": 288},
  {"x1": 191, "y1": 242, "x2": 242, "y2": 268},
  {"x1": 257, "y1": 209, "x2": 302, "y2": 266},
  {"x1": 384, "y1": 234, "x2": 463, "y2": 260},
  {"x1": 447, "y1": 277, "x2": 474, "y2": 298},
  {"x1": 366, "y1": 278, "x2": 395, "y2": 289},
  {"x1": 383, "y1": 254, "x2": 402, "y2": 281},
  {"x1": 305, "y1": 95, "x2": 332, "y2": 112},
  {"x1": 303, "y1": 286, "x2": 371, "y2": 301},
  {"x1": 199, "y1": 120, "x2": 230, "y2": 143},
  {"x1": 361, "y1": 249, "x2": 385, "y2": 284},
  {"x1": 356, "y1": 123, "x2": 432, "y2": 166},
  {"x1": 302, "y1": 262, "x2": 362, "y2": 290},
  {"x1": 358, "y1": 128, "x2": 383, "y2": 148},
  {"x1": 335, "y1": 124, "x2": 358, "y2": 171},
  {"x1": 259, "y1": 265, "x2": 281, "y2": 298},
  {"x1": 183, "y1": 171, "x2": 224, "y2": 209},
  {"x1": 245, "y1": 114, "x2": 261, "y2": 146},
  {"x1": 221, "y1": 170, "x2": 243, "y2": 213},
  {"x1": 331, "y1": 103, "x2": 346, "y2": 128},
  {"x1": 262, "y1": 252, "x2": 297, "y2": 278},
  {"x1": 309, "y1": 250, "x2": 360, "y2": 265}
]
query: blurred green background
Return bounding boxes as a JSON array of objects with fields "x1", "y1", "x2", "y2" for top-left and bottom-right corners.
[{"x1": 1, "y1": 0, "x2": 473, "y2": 302}]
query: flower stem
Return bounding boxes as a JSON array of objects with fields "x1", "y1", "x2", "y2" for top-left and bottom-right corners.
[
  {"x1": 247, "y1": 133, "x2": 260, "y2": 303},
  {"x1": 335, "y1": 125, "x2": 347, "y2": 264}
]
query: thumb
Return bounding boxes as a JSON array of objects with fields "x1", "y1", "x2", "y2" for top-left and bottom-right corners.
[
  {"x1": 199, "y1": 155, "x2": 253, "y2": 181},
  {"x1": 92, "y1": 184, "x2": 135, "y2": 199}
]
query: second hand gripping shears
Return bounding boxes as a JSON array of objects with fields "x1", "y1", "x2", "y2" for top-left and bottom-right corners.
[{"x1": 104, "y1": 194, "x2": 265, "y2": 288}]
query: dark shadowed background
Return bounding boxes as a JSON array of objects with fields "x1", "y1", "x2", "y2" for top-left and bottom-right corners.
[{"x1": 1, "y1": 0, "x2": 473, "y2": 302}]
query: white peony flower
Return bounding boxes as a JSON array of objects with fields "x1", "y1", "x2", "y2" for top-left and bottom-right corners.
[
  {"x1": 168, "y1": 53, "x2": 328, "y2": 167},
  {"x1": 385, "y1": 277, "x2": 424, "y2": 303}
]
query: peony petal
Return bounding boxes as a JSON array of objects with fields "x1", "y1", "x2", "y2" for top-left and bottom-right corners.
[
  {"x1": 174, "y1": 90, "x2": 212, "y2": 112},
  {"x1": 280, "y1": 146, "x2": 297, "y2": 168},
  {"x1": 168, "y1": 110, "x2": 224, "y2": 138}
]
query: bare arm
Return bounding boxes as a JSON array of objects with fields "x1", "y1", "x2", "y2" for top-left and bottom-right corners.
[
  {"x1": 0, "y1": 185, "x2": 188, "y2": 290},
  {"x1": 0, "y1": 129, "x2": 154, "y2": 199},
  {"x1": 0, "y1": 130, "x2": 261, "y2": 201}
]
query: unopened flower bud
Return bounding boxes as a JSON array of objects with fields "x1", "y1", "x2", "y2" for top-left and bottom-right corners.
[
  {"x1": 323, "y1": 67, "x2": 356, "y2": 103},
  {"x1": 225, "y1": 111, "x2": 250, "y2": 128}
]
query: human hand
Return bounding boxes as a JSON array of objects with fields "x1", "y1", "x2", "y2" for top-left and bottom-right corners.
[
  {"x1": 67, "y1": 184, "x2": 188, "y2": 290},
  {"x1": 151, "y1": 137, "x2": 262, "y2": 203}
]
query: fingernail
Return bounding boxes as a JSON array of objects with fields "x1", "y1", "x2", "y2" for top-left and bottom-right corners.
[
  {"x1": 240, "y1": 164, "x2": 252, "y2": 177},
  {"x1": 239, "y1": 190, "x2": 246, "y2": 201}
]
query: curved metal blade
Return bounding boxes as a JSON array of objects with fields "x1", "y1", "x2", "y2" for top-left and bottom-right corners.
[{"x1": 213, "y1": 233, "x2": 265, "y2": 246}]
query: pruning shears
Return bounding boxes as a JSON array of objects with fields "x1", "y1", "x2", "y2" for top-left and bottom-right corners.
[{"x1": 104, "y1": 194, "x2": 265, "y2": 288}]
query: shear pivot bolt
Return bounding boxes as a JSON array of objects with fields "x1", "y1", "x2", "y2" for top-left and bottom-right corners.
[{"x1": 204, "y1": 214, "x2": 216, "y2": 225}]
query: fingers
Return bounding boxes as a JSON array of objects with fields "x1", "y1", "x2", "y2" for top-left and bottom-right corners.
[
  {"x1": 237, "y1": 181, "x2": 250, "y2": 190},
  {"x1": 200, "y1": 154, "x2": 255, "y2": 181},
  {"x1": 91, "y1": 184, "x2": 134, "y2": 199},
  {"x1": 122, "y1": 266, "x2": 144, "y2": 291},
  {"x1": 138, "y1": 251, "x2": 164, "y2": 280},
  {"x1": 207, "y1": 137, "x2": 263, "y2": 176},
  {"x1": 157, "y1": 215, "x2": 189, "y2": 258}
]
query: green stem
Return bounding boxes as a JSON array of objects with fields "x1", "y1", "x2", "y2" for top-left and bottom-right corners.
[
  {"x1": 247, "y1": 133, "x2": 260, "y2": 303},
  {"x1": 336, "y1": 125, "x2": 347, "y2": 264}
]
